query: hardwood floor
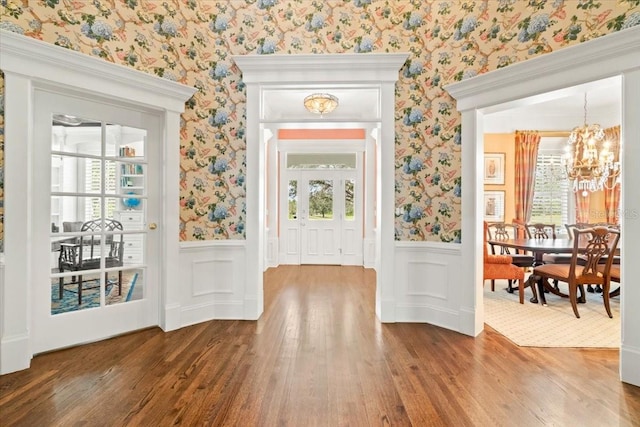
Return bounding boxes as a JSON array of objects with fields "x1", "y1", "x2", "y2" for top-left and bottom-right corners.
[{"x1": 1, "y1": 265, "x2": 639, "y2": 426}]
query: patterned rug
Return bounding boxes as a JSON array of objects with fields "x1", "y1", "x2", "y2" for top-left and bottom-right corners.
[
  {"x1": 483, "y1": 278, "x2": 620, "y2": 348},
  {"x1": 51, "y1": 273, "x2": 138, "y2": 315}
]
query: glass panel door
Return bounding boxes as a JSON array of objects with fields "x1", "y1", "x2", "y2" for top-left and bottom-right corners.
[
  {"x1": 33, "y1": 90, "x2": 159, "y2": 354},
  {"x1": 50, "y1": 120, "x2": 146, "y2": 314}
]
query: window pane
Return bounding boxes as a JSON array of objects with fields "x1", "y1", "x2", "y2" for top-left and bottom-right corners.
[
  {"x1": 287, "y1": 153, "x2": 356, "y2": 169},
  {"x1": 51, "y1": 114, "x2": 101, "y2": 156},
  {"x1": 308, "y1": 180, "x2": 333, "y2": 220},
  {"x1": 345, "y1": 179, "x2": 355, "y2": 221},
  {"x1": 288, "y1": 180, "x2": 297, "y2": 219},
  {"x1": 106, "y1": 268, "x2": 144, "y2": 306},
  {"x1": 531, "y1": 153, "x2": 568, "y2": 228}
]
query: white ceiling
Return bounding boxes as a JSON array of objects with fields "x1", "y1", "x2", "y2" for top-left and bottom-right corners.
[
  {"x1": 484, "y1": 75, "x2": 622, "y2": 133},
  {"x1": 262, "y1": 86, "x2": 380, "y2": 122},
  {"x1": 260, "y1": 76, "x2": 621, "y2": 132}
]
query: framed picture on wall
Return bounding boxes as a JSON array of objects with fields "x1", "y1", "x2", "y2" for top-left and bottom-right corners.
[
  {"x1": 484, "y1": 153, "x2": 505, "y2": 185},
  {"x1": 484, "y1": 191, "x2": 505, "y2": 222}
]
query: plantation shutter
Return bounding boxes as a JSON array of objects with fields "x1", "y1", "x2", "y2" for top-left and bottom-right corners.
[
  {"x1": 84, "y1": 158, "x2": 116, "y2": 220},
  {"x1": 530, "y1": 153, "x2": 569, "y2": 226}
]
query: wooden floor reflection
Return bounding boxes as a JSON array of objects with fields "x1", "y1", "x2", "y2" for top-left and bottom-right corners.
[{"x1": 1, "y1": 265, "x2": 638, "y2": 426}]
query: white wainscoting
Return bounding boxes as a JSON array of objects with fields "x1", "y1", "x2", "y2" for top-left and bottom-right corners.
[
  {"x1": 363, "y1": 237, "x2": 376, "y2": 268},
  {"x1": 179, "y1": 240, "x2": 247, "y2": 326},
  {"x1": 394, "y1": 242, "x2": 464, "y2": 330}
]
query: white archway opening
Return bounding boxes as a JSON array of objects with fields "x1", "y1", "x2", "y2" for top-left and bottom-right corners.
[
  {"x1": 233, "y1": 53, "x2": 408, "y2": 321},
  {"x1": 446, "y1": 26, "x2": 640, "y2": 386}
]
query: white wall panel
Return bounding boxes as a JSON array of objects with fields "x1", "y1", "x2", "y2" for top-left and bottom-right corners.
[
  {"x1": 394, "y1": 242, "x2": 462, "y2": 328},
  {"x1": 192, "y1": 259, "x2": 234, "y2": 296},
  {"x1": 406, "y1": 261, "x2": 448, "y2": 300},
  {"x1": 179, "y1": 241, "x2": 246, "y2": 326}
]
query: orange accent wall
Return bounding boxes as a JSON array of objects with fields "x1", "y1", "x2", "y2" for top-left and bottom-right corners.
[
  {"x1": 484, "y1": 134, "x2": 516, "y2": 223},
  {"x1": 278, "y1": 129, "x2": 366, "y2": 140},
  {"x1": 485, "y1": 133, "x2": 608, "y2": 224}
]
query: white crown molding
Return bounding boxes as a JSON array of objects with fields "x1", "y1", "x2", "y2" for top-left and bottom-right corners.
[
  {"x1": 233, "y1": 52, "x2": 409, "y2": 83},
  {"x1": 0, "y1": 29, "x2": 196, "y2": 111},
  {"x1": 445, "y1": 26, "x2": 640, "y2": 111}
]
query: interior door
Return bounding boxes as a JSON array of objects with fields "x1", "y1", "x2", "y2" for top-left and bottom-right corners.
[{"x1": 31, "y1": 90, "x2": 159, "y2": 353}]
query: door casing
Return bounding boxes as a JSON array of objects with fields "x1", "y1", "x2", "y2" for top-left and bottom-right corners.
[{"x1": 0, "y1": 31, "x2": 195, "y2": 374}]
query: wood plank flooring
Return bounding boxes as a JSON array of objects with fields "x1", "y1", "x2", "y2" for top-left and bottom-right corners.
[{"x1": 1, "y1": 265, "x2": 639, "y2": 426}]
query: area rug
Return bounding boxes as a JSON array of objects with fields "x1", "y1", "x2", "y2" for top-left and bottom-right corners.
[
  {"x1": 51, "y1": 272, "x2": 138, "y2": 315},
  {"x1": 483, "y1": 279, "x2": 620, "y2": 348}
]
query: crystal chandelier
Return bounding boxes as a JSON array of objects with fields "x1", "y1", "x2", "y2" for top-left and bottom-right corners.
[
  {"x1": 303, "y1": 93, "x2": 339, "y2": 116},
  {"x1": 561, "y1": 93, "x2": 620, "y2": 195}
]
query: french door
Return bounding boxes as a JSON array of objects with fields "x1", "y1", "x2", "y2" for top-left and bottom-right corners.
[
  {"x1": 281, "y1": 169, "x2": 362, "y2": 265},
  {"x1": 31, "y1": 90, "x2": 159, "y2": 353}
]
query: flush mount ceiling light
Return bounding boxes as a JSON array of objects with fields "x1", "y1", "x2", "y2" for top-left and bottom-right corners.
[
  {"x1": 52, "y1": 113, "x2": 83, "y2": 126},
  {"x1": 303, "y1": 93, "x2": 339, "y2": 116}
]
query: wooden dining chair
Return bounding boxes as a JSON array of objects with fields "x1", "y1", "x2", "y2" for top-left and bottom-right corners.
[
  {"x1": 565, "y1": 223, "x2": 589, "y2": 238},
  {"x1": 483, "y1": 222, "x2": 526, "y2": 303},
  {"x1": 562, "y1": 223, "x2": 619, "y2": 293},
  {"x1": 527, "y1": 223, "x2": 556, "y2": 239},
  {"x1": 598, "y1": 264, "x2": 621, "y2": 298},
  {"x1": 532, "y1": 226, "x2": 620, "y2": 318},
  {"x1": 485, "y1": 222, "x2": 534, "y2": 294}
]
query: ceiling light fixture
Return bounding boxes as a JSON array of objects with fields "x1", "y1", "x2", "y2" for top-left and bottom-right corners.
[
  {"x1": 304, "y1": 93, "x2": 339, "y2": 116},
  {"x1": 52, "y1": 114, "x2": 83, "y2": 126},
  {"x1": 562, "y1": 93, "x2": 620, "y2": 196}
]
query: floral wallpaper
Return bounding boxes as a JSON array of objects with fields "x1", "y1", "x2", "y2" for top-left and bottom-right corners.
[{"x1": 0, "y1": 0, "x2": 638, "y2": 248}]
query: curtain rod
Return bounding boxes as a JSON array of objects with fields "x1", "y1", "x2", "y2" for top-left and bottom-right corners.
[{"x1": 516, "y1": 130, "x2": 570, "y2": 137}]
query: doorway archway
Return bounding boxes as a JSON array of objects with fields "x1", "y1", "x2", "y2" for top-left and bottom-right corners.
[
  {"x1": 233, "y1": 53, "x2": 408, "y2": 321},
  {"x1": 445, "y1": 26, "x2": 640, "y2": 386}
]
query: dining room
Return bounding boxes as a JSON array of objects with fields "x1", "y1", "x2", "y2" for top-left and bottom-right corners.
[{"x1": 480, "y1": 76, "x2": 624, "y2": 348}]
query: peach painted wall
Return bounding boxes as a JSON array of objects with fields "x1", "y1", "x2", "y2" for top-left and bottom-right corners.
[
  {"x1": 484, "y1": 134, "x2": 516, "y2": 223},
  {"x1": 485, "y1": 133, "x2": 611, "y2": 225}
]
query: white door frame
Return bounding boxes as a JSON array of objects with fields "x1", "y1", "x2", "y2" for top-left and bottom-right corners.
[
  {"x1": 445, "y1": 26, "x2": 640, "y2": 386},
  {"x1": 0, "y1": 31, "x2": 196, "y2": 374},
  {"x1": 234, "y1": 53, "x2": 408, "y2": 322},
  {"x1": 277, "y1": 141, "x2": 365, "y2": 266},
  {"x1": 31, "y1": 90, "x2": 160, "y2": 353}
]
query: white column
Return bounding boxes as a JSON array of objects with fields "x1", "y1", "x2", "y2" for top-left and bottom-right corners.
[
  {"x1": 459, "y1": 109, "x2": 484, "y2": 336},
  {"x1": 1, "y1": 73, "x2": 33, "y2": 374},
  {"x1": 161, "y1": 110, "x2": 183, "y2": 331},
  {"x1": 376, "y1": 84, "x2": 396, "y2": 322},
  {"x1": 244, "y1": 82, "x2": 264, "y2": 320},
  {"x1": 620, "y1": 67, "x2": 640, "y2": 386}
]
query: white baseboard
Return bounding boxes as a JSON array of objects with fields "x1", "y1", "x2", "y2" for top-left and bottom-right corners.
[
  {"x1": 0, "y1": 333, "x2": 31, "y2": 374},
  {"x1": 395, "y1": 303, "x2": 460, "y2": 330},
  {"x1": 620, "y1": 344, "x2": 640, "y2": 387},
  {"x1": 161, "y1": 302, "x2": 182, "y2": 332},
  {"x1": 180, "y1": 301, "x2": 245, "y2": 327}
]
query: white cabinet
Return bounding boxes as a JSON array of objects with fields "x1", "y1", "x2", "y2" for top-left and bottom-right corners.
[{"x1": 115, "y1": 211, "x2": 144, "y2": 265}]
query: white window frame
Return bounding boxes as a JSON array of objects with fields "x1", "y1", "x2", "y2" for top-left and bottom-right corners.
[{"x1": 530, "y1": 137, "x2": 575, "y2": 237}]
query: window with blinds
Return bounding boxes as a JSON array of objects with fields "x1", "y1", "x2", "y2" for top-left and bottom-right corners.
[
  {"x1": 530, "y1": 152, "x2": 569, "y2": 228},
  {"x1": 84, "y1": 158, "x2": 116, "y2": 220}
]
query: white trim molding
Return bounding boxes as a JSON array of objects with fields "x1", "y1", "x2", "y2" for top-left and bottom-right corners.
[
  {"x1": 233, "y1": 53, "x2": 408, "y2": 323},
  {"x1": 445, "y1": 25, "x2": 640, "y2": 385},
  {"x1": 0, "y1": 30, "x2": 196, "y2": 374}
]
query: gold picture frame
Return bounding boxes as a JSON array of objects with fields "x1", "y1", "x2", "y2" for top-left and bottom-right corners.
[
  {"x1": 484, "y1": 191, "x2": 505, "y2": 222},
  {"x1": 484, "y1": 153, "x2": 505, "y2": 185}
]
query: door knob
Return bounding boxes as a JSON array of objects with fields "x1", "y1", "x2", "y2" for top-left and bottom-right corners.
[{"x1": 149, "y1": 223, "x2": 157, "y2": 230}]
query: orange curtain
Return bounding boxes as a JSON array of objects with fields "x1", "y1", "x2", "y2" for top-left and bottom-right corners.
[
  {"x1": 603, "y1": 125, "x2": 621, "y2": 224},
  {"x1": 514, "y1": 131, "x2": 541, "y2": 224},
  {"x1": 575, "y1": 192, "x2": 591, "y2": 223}
]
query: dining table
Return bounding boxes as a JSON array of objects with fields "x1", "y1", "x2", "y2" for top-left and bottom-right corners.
[{"x1": 486, "y1": 237, "x2": 619, "y2": 305}]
